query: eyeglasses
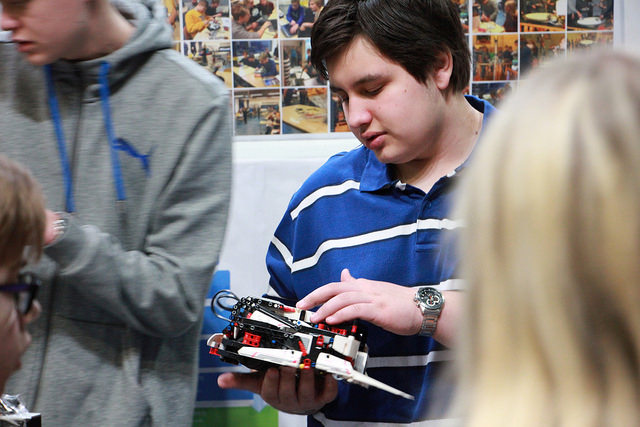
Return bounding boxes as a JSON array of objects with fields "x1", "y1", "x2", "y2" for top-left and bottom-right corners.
[{"x1": 0, "y1": 273, "x2": 41, "y2": 315}]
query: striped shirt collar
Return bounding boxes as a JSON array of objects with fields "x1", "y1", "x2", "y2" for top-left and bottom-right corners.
[{"x1": 359, "y1": 95, "x2": 496, "y2": 193}]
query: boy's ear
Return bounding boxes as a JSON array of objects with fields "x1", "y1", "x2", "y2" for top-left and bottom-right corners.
[{"x1": 433, "y1": 50, "x2": 453, "y2": 91}]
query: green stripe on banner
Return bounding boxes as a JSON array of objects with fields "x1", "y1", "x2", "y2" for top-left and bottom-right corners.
[{"x1": 193, "y1": 406, "x2": 278, "y2": 426}]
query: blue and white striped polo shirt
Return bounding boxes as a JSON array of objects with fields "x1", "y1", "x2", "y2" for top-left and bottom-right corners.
[{"x1": 266, "y1": 96, "x2": 495, "y2": 425}]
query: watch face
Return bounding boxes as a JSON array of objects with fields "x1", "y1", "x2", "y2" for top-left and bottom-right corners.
[{"x1": 418, "y1": 287, "x2": 443, "y2": 310}]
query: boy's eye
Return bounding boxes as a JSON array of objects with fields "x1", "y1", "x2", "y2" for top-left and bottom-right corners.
[{"x1": 364, "y1": 86, "x2": 382, "y2": 96}]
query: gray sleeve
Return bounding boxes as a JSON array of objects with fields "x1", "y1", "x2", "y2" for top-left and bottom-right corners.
[
  {"x1": 232, "y1": 21, "x2": 261, "y2": 39},
  {"x1": 44, "y1": 92, "x2": 232, "y2": 338}
]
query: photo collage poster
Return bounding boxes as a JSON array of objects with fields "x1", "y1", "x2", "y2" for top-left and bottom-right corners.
[
  {"x1": 469, "y1": 0, "x2": 613, "y2": 106},
  {"x1": 165, "y1": 0, "x2": 615, "y2": 137}
]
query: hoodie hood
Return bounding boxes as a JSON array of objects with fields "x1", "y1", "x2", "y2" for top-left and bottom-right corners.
[{"x1": 49, "y1": 0, "x2": 173, "y2": 90}]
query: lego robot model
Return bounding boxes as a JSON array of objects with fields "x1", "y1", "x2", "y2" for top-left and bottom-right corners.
[
  {"x1": 207, "y1": 290, "x2": 414, "y2": 400},
  {"x1": 207, "y1": 20, "x2": 221, "y2": 33}
]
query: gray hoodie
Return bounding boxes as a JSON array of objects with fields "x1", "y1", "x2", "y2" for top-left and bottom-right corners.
[{"x1": 0, "y1": 1, "x2": 231, "y2": 425}]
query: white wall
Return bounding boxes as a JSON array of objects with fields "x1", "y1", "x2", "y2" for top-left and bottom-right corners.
[
  {"x1": 218, "y1": 135, "x2": 358, "y2": 298},
  {"x1": 614, "y1": 0, "x2": 640, "y2": 51}
]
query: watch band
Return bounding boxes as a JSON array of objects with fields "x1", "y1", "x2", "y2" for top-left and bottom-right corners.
[
  {"x1": 419, "y1": 310, "x2": 440, "y2": 336},
  {"x1": 414, "y1": 287, "x2": 444, "y2": 337}
]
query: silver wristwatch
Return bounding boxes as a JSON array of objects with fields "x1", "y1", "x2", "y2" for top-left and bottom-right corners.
[{"x1": 413, "y1": 287, "x2": 444, "y2": 336}]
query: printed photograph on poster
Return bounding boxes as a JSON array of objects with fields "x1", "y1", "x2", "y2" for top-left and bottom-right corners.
[
  {"x1": 472, "y1": 0, "x2": 517, "y2": 33},
  {"x1": 567, "y1": 31, "x2": 613, "y2": 52},
  {"x1": 234, "y1": 89, "x2": 281, "y2": 136},
  {"x1": 329, "y1": 90, "x2": 349, "y2": 133},
  {"x1": 282, "y1": 87, "x2": 328, "y2": 134},
  {"x1": 520, "y1": 0, "x2": 565, "y2": 32},
  {"x1": 163, "y1": 0, "x2": 181, "y2": 41},
  {"x1": 520, "y1": 33, "x2": 566, "y2": 76},
  {"x1": 567, "y1": 0, "x2": 613, "y2": 31},
  {"x1": 471, "y1": 81, "x2": 516, "y2": 107},
  {"x1": 231, "y1": 0, "x2": 278, "y2": 39},
  {"x1": 451, "y1": 0, "x2": 470, "y2": 33},
  {"x1": 281, "y1": 39, "x2": 325, "y2": 87},
  {"x1": 173, "y1": 0, "x2": 617, "y2": 140},
  {"x1": 183, "y1": 40, "x2": 232, "y2": 87},
  {"x1": 472, "y1": 34, "x2": 519, "y2": 81},
  {"x1": 232, "y1": 40, "x2": 280, "y2": 88},
  {"x1": 182, "y1": 0, "x2": 231, "y2": 41},
  {"x1": 279, "y1": 0, "x2": 322, "y2": 38}
]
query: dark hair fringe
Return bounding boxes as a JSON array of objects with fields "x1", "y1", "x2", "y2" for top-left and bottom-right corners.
[{"x1": 311, "y1": 0, "x2": 470, "y2": 93}]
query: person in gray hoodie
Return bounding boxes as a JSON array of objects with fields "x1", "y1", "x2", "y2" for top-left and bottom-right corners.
[{"x1": 0, "y1": 0, "x2": 232, "y2": 425}]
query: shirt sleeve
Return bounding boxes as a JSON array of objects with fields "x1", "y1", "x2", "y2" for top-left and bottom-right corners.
[
  {"x1": 186, "y1": 10, "x2": 207, "y2": 35},
  {"x1": 233, "y1": 22, "x2": 261, "y2": 39},
  {"x1": 295, "y1": 7, "x2": 306, "y2": 25}
]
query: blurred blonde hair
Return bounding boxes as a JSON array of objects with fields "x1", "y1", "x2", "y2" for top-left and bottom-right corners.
[
  {"x1": 0, "y1": 155, "x2": 45, "y2": 270},
  {"x1": 455, "y1": 50, "x2": 640, "y2": 427}
]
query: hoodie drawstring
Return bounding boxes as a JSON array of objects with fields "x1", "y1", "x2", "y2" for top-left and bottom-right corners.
[
  {"x1": 44, "y1": 62, "x2": 151, "y2": 213},
  {"x1": 45, "y1": 64, "x2": 76, "y2": 213},
  {"x1": 98, "y1": 61, "x2": 127, "y2": 204}
]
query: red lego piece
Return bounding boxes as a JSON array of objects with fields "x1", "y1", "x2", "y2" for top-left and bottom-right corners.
[
  {"x1": 330, "y1": 326, "x2": 347, "y2": 336},
  {"x1": 298, "y1": 340, "x2": 308, "y2": 356},
  {"x1": 242, "y1": 332, "x2": 262, "y2": 347}
]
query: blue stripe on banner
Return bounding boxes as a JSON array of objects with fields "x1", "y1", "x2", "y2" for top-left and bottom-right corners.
[
  {"x1": 206, "y1": 270, "x2": 230, "y2": 298},
  {"x1": 202, "y1": 303, "x2": 232, "y2": 336}
]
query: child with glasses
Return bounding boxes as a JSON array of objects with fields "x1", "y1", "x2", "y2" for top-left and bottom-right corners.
[{"x1": 0, "y1": 154, "x2": 45, "y2": 394}]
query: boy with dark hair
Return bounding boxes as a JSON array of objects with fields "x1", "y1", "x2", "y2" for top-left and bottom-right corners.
[
  {"x1": 206, "y1": 0, "x2": 223, "y2": 17},
  {"x1": 219, "y1": 0, "x2": 496, "y2": 424},
  {"x1": 257, "y1": 51, "x2": 278, "y2": 77},
  {"x1": 219, "y1": 0, "x2": 493, "y2": 426},
  {"x1": 255, "y1": 0, "x2": 275, "y2": 17},
  {"x1": 231, "y1": 3, "x2": 272, "y2": 39},
  {"x1": 239, "y1": 50, "x2": 260, "y2": 67},
  {"x1": 284, "y1": 0, "x2": 306, "y2": 36}
]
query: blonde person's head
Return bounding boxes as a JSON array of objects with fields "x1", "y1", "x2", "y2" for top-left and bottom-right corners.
[
  {"x1": 0, "y1": 155, "x2": 45, "y2": 270},
  {"x1": 455, "y1": 50, "x2": 640, "y2": 427}
]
